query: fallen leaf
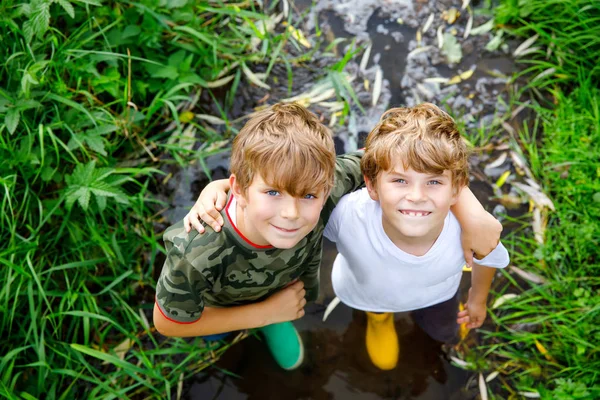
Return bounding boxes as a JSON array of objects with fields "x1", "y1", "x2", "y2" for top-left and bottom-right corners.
[
  {"x1": 241, "y1": 62, "x2": 270, "y2": 90},
  {"x1": 323, "y1": 296, "x2": 341, "y2": 321},
  {"x1": 422, "y1": 13, "x2": 435, "y2": 34},
  {"x1": 464, "y1": 12, "x2": 473, "y2": 38},
  {"x1": 372, "y1": 67, "x2": 383, "y2": 106},
  {"x1": 486, "y1": 152, "x2": 508, "y2": 169},
  {"x1": 461, "y1": 0, "x2": 471, "y2": 10},
  {"x1": 492, "y1": 293, "x2": 518, "y2": 309},
  {"x1": 518, "y1": 392, "x2": 541, "y2": 399},
  {"x1": 437, "y1": 26, "x2": 444, "y2": 48},
  {"x1": 446, "y1": 8, "x2": 460, "y2": 24},
  {"x1": 513, "y1": 34, "x2": 539, "y2": 57},
  {"x1": 531, "y1": 67, "x2": 556, "y2": 83},
  {"x1": 485, "y1": 29, "x2": 504, "y2": 52},
  {"x1": 495, "y1": 170, "x2": 511, "y2": 188},
  {"x1": 424, "y1": 77, "x2": 449, "y2": 84},
  {"x1": 450, "y1": 356, "x2": 472, "y2": 368},
  {"x1": 470, "y1": 19, "x2": 494, "y2": 36},
  {"x1": 479, "y1": 373, "x2": 488, "y2": 400},
  {"x1": 206, "y1": 74, "x2": 235, "y2": 88},
  {"x1": 510, "y1": 265, "x2": 547, "y2": 284},
  {"x1": 407, "y1": 46, "x2": 432, "y2": 58},
  {"x1": 360, "y1": 43, "x2": 372, "y2": 71},
  {"x1": 534, "y1": 339, "x2": 556, "y2": 362},
  {"x1": 512, "y1": 182, "x2": 555, "y2": 210},
  {"x1": 485, "y1": 371, "x2": 500, "y2": 382},
  {"x1": 441, "y1": 33, "x2": 463, "y2": 64},
  {"x1": 196, "y1": 114, "x2": 227, "y2": 125}
]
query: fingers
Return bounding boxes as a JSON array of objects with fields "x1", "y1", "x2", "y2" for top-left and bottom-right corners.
[
  {"x1": 467, "y1": 318, "x2": 483, "y2": 329},
  {"x1": 463, "y1": 249, "x2": 474, "y2": 268},
  {"x1": 216, "y1": 191, "x2": 227, "y2": 211},
  {"x1": 456, "y1": 315, "x2": 470, "y2": 325},
  {"x1": 184, "y1": 214, "x2": 205, "y2": 234},
  {"x1": 456, "y1": 310, "x2": 469, "y2": 318}
]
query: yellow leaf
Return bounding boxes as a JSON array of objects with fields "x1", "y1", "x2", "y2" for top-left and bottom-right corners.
[
  {"x1": 287, "y1": 26, "x2": 311, "y2": 48},
  {"x1": 534, "y1": 339, "x2": 556, "y2": 362},
  {"x1": 179, "y1": 111, "x2": 194, "y2": 124},
  {"x1": 462, "y1": 264, "x2": 472, "y2": 272},
  {"x1": 495, "y1": 170, "x2": 511, "y2": 188}
]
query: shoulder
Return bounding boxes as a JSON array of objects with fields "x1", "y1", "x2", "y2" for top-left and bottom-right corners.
[{"x1": 163, "y1": 220, "x2": 230, "y2": 264}]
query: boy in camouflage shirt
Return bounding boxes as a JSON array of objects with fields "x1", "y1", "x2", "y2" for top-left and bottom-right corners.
[{"x1": 156, "y1": 103, "x2": 502, "y2": 371}]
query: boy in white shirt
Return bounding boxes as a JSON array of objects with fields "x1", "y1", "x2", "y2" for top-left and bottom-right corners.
[{"x1": 322, "y1": 103, "x2": 509, "y2": 370}]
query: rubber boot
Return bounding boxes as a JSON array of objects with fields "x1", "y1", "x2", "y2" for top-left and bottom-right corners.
[
  {"x1": 259, "y1": 321, "x2": 304, "y2": 370},
  {"x1": 365, "y1": 312, "x2": 399, "y2": 370}
]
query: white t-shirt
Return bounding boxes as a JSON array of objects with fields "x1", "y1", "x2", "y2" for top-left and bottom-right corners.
[{"x1": 323, "y1": 188, "x2": 510, "y2": 313}]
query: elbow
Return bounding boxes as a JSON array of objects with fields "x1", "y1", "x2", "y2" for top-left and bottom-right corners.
[{"x1": 153, "y1": 303, "x2": 176, "y2": 337}]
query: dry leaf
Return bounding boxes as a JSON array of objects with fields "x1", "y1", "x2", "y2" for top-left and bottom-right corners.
[
  {"x1": 479, "y1": 373, "x2": 488, "y2": 400},
  {"x1": 372, "y1": 67, "x2": 383, "y2": 106},
  {"x1": 360, "y1": 43, "x2": 372, "y2": 71},
  {"x1": 512, "y1": 182, "x2": 555, "y2": 210},
  {"x1": 422, "y1": 13, "x2": 434, "y2": 34},
  {"x1": 446, "y1": 8, "x2": 460, "y2": 24},
  {"x1": 437, "y1": 26, "x2": 444, "y2": 48},
  {"x1": 492, "y1": 293, "x2": 518, "y2": 309},
  {"x1": 486, "y1": 152, "x2": 508, "y2": 169},
  {"x1": 407, "y1": 46, "x2": 432, "y2": 58},
  {"x1": 532, "y1": 67, "x2": 556, "y2": 83},
  {"x1": 464, "y1": 12, "x2": 473, "y2": 39},
  {"x1": 206, "y1": 75, "x2": 235, "y2": 88},
  {"x1": 450, "y1": 356, "x2": 472, "y2": 368},
  {"x1": 102, "y1": 338, "x2": 134, "y2": 365},
  {"x1": 513, "y1": 34, "x2": 539, "y2": 57},
  {"x1": 510, "y1": 265, "x2": 547, "y2": 284},
  {"x1": 323, "y1": 296, "x2": 341, "y2": 321},
  {"x1": 461, "y1": 0, "x2": 471, "y2": 10},
  {"x1": 535, "y1": 339, "x2": 556, "y2": 362},
  {"x1": 241, "y1": 62, "x2": 270, "y2": 90},
  {"x1": 485, "y1": 371, "x2": 500, "y2": 382},
  {"x1": 424, "y1": 77, "x2": 450, "y2": 84},
  {"x1": 470, "y1": 19, "x2": 494, "y2": 35},
  {"x1": 532, "y1": 207, "x2": 547, "y2": 244},
  {"x1": 196, "y1": 114, "x2": 226, "y2": 125},
  {"x1": 518, "y1": 392, "x2": 541, "y2": 398}
]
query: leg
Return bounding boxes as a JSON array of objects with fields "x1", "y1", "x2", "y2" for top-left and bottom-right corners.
[{"x1": 411, "y1": 291, "x2": 460, "y2": 344}]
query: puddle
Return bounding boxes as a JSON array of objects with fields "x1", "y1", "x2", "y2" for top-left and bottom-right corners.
[{"x1": 154, "y1": 1, "x2": 533, "y2": 398}]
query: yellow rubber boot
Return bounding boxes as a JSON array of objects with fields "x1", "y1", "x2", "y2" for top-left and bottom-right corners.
[{"x1": 365, "y1": 312, "x2": 399, "y2": 370}]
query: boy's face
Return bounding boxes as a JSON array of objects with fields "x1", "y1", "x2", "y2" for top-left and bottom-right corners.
[
  {"x1": 366, "y1": 161, "x2": 460, "y2": 244},
  {"x1": 232, "y1": 174, "x2": 327, "y2": 249}
]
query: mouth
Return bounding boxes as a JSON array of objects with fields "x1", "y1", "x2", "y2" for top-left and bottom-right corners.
[
  {"x1": 272, "y1": 225, "x2": 301, "y2": 233},
  {"x1": 399, "y1": 210, "x2": 432, "y2": 217}
]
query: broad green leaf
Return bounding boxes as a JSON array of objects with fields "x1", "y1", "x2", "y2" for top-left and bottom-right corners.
[
  {"x1": 5, "y1": 108, "x2": 20, "y2": 134},
  {"x1": 55, "y1": 0, "x2": 75, "y2": 18}
]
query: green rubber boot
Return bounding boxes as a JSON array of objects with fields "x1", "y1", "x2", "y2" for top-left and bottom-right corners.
[{"x1": 258, "y1": 321, "x2": 304, "y2": 370}]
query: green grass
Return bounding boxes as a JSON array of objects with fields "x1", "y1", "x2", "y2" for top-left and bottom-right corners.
[{"x1": 464, "y1": 1, "x2": 600, "y2": 397}]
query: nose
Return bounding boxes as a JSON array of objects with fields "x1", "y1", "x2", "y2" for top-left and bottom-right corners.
[
  {"x1": 280, "y1": 197, "x2": 300, "y2": 220},
  {"x1": 406, "y1": 184, "x2": 426, "y2": 202}
]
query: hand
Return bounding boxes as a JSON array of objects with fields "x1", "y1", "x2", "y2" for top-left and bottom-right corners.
[
  {"x1": 461, "y1": 211, "x2": 502, "y2": 267},
  {"x1": 456, "y1": 288, "x2": 487, "y2": 329},
  {"x1": 183, "y1": 180, "x2": 228, "y2": 234},
  {"x1": 262, "y1": 280, "x2": 307, "y2": 325}
]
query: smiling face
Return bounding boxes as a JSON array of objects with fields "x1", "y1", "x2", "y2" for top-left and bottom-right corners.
[
  {"x1": 366, "y1": 161, "x2": 460, "y2": 251},
  {"x1": 231, "y1": 174, "x2": 327, "y2": 249}
]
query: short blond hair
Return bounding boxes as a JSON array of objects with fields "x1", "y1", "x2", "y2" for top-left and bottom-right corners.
[
  {"x1": 361, "y1": 103, "x2": 469, "y2": 191},
  {"x1": 230, "y1": 102, "x2": 336, "y2": 197}
]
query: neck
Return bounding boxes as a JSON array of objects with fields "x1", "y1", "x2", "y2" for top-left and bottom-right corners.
[{"x1": 382, "y1": 218, "x2": 444, "y2": 256}]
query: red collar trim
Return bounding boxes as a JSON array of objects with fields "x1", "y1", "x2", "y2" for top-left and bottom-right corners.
[{"x1": 225, "y1": 194, "x2": 273, "y2": 249}]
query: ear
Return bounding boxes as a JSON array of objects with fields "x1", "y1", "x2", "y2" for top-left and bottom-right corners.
[
  {"x1": 364, "y1": 175, "x2": 380, "y2": 201},
  {"x1": 230, "y1": 174, "x2": 248, "y2": 207},
  {"x1": 450, "y1": 186, "x2": 462, "y2": 206}
]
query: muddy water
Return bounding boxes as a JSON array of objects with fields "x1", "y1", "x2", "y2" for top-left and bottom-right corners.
[{"x1": 173, "y1": 1, "x2": 526, "y2": 399}]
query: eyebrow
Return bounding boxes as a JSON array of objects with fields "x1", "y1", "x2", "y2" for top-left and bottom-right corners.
[{"x1": 389, "y1": 170, "x2": 447, "y2": 179}]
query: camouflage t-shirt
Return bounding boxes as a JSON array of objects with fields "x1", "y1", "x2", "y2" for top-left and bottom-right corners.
[{"x1": 155, "y1": 151, "x2": 363, "y2": 323}]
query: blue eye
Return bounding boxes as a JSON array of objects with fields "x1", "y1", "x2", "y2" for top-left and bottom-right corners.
[
  {"x1": 428, "y1": 180, "x2": 441, "y2": 185},
  {"x1": 394, "y1": 179, "x2": 406, "y2": 184},
  {"x1": 304, "y1": 193, "x2": 317, "y2": 199},
  {"x1": 266, "y1": 190, "x2": 280, "y2": 196}
]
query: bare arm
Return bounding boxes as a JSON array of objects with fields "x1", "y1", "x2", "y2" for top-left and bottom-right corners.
[
  {"x1": 184, "y1": 179, "x2": 230, "y2": 233},
  {"x1": 154, "y1": 280, "x2": 307, "y2": 337},
  {"x1": 451, "y1": 187, "x2": 503, "y2": 266},
  {"x1": 456, "y1": 264, "x2": 496, "y2": 329}
]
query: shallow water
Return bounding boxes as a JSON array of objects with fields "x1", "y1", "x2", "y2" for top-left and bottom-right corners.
[{"x1": 167, "y1": 1, "x2": 528, "y2": 398}]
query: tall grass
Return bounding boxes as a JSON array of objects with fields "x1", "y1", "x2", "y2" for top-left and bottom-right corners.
[
  {"x1": 0, "y1": 0, "x2": 290, "y2": 398},
  {"x1": 467, "y1": 1, "x2": 600, "y2": 398}
]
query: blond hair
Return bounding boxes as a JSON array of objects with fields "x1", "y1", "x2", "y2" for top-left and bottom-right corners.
[
  {"x1": 230, "y1": 103, "x2": 336, "y2": 197},
  {"x1": 361, "y1": 103, "x2": 469, "y2": 191}
]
